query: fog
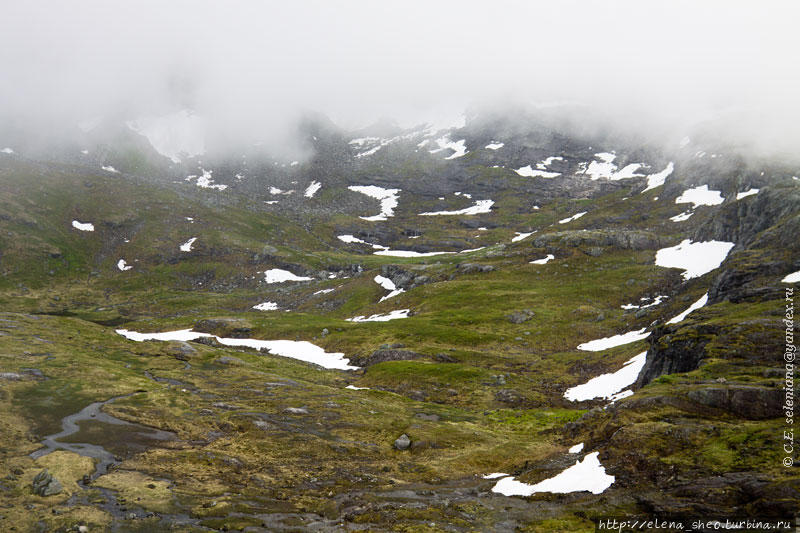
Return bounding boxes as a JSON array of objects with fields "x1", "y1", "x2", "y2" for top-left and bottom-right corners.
[{"x1": 1, "y1": 0, "x2": 799, "y2": 153}]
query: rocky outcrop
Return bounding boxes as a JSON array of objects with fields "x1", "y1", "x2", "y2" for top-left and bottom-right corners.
[
  {"x1": 636, "y1": 324, "x2": 717, "y2": 388},
  {"x1": 531, "y1": 229, "x2": 661, "y2": 251},
  {"x1": 32, "y1": 469, "x2": 62, "y2": 496},
  {"x1": 349, "y1": 349, "x2": 424, "y2": 367},
  {"x1": 380, "y1": 265, "x2": 433, "y2": 290},
  {"x1": 686, "y1": 385, "x2": 783, "y2": 420},
  {"x1": 194, "y1": 318, "x2": 252, "y2": 338}
]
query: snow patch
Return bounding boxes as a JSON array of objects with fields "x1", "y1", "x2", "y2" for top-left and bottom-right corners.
[
  {"x1": 485, "y1": 142, "x2": 504, "y2": 150},
  {"x1": 655, "y1": 240, "x2": 735, "y2": 280},
  {"x1": 348, "y1": 185, "x2": 400, "y2": 221},
  {"x1": 101, "y1": 165, "x2": 119, "y2": 173},
  {"x1": 667, "y1": 293, "x2": 708, "y2": 324},
  {"x1": 127, "y1": 110, "x2": 205, "y2": 163},
  {"x1": 675, "y1": 185, "x2": 724, "y2": 208},
  {"x1": 642, "y1": 162, "x2": 675, "y2": 192},
  {"x1": 116, "y1": 329, "x2": 355, "y2": 370},
  {"x1": 71, "y1": 220, "x2": 95, "y2": 232},
  {"x1": 491, "y1": 452, "x2": 614, "y2": 496},
  {"x1": 530, "y1": 254, "x2": 554, "y2": 265},
  {"x1": 516, "y1": 165, "x2": 560, "y2": 178},
  {"x1": 253, "y1": 302, "x2": 279, "y2": 311},
  {"x1": 347, "y1": 309, "x2": 411, "y2": 322},
  {"x1": 577, "y1": 329, "x2": 650, "y2": 352},
  {"x1": 429, "y1": 137, "x2": 467, "y2": 159},
  {"x1": 1, "y1": 147, "x2": 14, "y2": 154},
  {"x1": 783, "y1": 271, "x2": 800, "y2": 283},
  {"x1": 736, "y1": 188, "x2": 759, "y2": 200},
  {"x1": 304, "y1": 181, "x2": 322, "y2": 198},
  {"x1": 179, "y1": 237, "x2": 197, "y2": 252},
  {"x1": 263, "y1": 269, "x2": 313, "y2": 284},
  {"x1": 559, "y1": 212, "x2": 586, "y2": 224},
  {"x1": 375, "y1": 275, "x2": 405, "y2": 301},
  {"x1": 564, "y1": 352, "x2": 647, "y2": 402},
  {"x1": 670, "y1": 211, "x2": 694, "y2": 222},
  {"x1": 569, "y1": 442, "x2": 584, "y2": 453},
  {"x1": 117, "y1": 259, "x2": 132, "y2": 271},
  {"x1": 420, "y1": 199, "x2": 494, "y2": 216}
]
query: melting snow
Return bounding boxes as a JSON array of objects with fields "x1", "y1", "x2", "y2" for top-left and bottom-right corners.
[
  {"x1": 313, "y1": 288, "x2": 336, "y2": 295},
  {"x1": 116, "y1": 329, "x2": 355, "y2": 370},
  {"x1": 345, "y1": 385, "x2": 370, "y2": 390},
  {"x1": 642, "y1": 162, "x2": 675, "y2": 192},
  {"x1": 621, "y1": 295, "x2": 668, "y2": 310},
  {"x1": 655, "y1": 239, "x2": 735, "y2": 280},
  {"x1": 429, "y1": 137, "x2": 468, "y2": 159},
  {"x1": 667, "y1": 293, "x2": 708, "y2": 324},
  {"x1": 485, "y1": 142, "x2": 504, "y2": 150},
  {"x1": 675, "y1": 185, "x2": 724, "y2": 208},
  {"x1": 577, "y1": 329, "x2": 650, "y2": 351},
  {"x1": 491, "y1": 452, "x2": 614, "y2": 496},
  {"x1": 101, "y1": 165, "x2": 119, "y2": 173},
  {"x1": 190, "y1": 169, "x2": 227, "y2": 191},
  {"x1": 117, "y1": 259, "x2": 132, "y2": 271},
  {"x1": 180, "y1": 237, "x2": 197, "y2": 252},
  {"x1": 338, "y1": 235, "x2": 369, "y2": 244},
  {"x1": 420, "y1": 199, "x2": 494, "y2": 216},
  {"x1": 530, "y1": 254, "x2": 554, "y2": 265},
  {"x1": 374, "y1": 249, "x2": 454, "y2": 258},
  {"x1": 569, "y1": 442, "x2": 584, "y2": 453},
  {"x1": 71, "y1": 220, "x2": 95, "y2": 232},
  {"x1": 564, "y1": 352, "x2": 647, "y2": 402},
  {"x1": 783, "y1": 271, "x2": 800, "y2": 283},
  {"x1": 736, "y1": 188, "x2": 759, "y2": 200},
  {"x1": 375, "y1": 275, "x2": 405, "y2": 301},
  {"x1": 516, "y1": 165, "x2": 560, "y2": 178},
  {"x1": 304, "y1": 181, "x2": 322, "y2": 198},
  {"x1": 670, "y1": 211, "x2": 694, "y2": 222},
  {"x1": 558, "y1": 212, "x2": 587, "y2": 224},
  {"x1": 348, "y1": 185, "x2": 400, "y2": 221},
  {"x1": 127, "y1": 109, "x2": 205, "y2": 163},
  {"x1": 263, "y1": 269, "x2": 313, "y2": 284},
  {"x1": 253, "y1": 302, "x2": 279, "y2": 311},
  {"x1": 482, "y1": 472, "x2": 509, "y2": 479},
  {"x1": 347, "y1": 309, "x2": 411, "y2": 322}
]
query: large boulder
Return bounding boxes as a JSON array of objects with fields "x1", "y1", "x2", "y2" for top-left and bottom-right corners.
[{"x1": 32, "y1": 469, "x2": 62, "y2": 497}]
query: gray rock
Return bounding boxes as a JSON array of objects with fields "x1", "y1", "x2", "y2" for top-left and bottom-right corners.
[
  {"x1": 350, "y1": 348, "x2": 422, "y2": 367},
  {"x1": 506, "y1": 309, "x2": 535, "y2": 324},
  {"x1": 217, "y1": 356, "x2": 245, "y2": 365},
  {"x1": 414, "y1": 413, "x2": 440, "y2": 422},
  {"x1": 0, "y1": 372, "x2": 23, "y2": 381},
  {"x1": 284, "y1": 407, "x2": 309, "y2": 415},
  {"x1": 457, "y1": 263, "x2": 495, "y2": 274},
  {"x1": 321, "y1": 328, "x2": 329, "y2": 337},
  {"x1": 394, "y1": 434, "x2": 411, "y2": 450},
  {"x1": 32, "y1": 469, "x2": 62, "y2": 496}
]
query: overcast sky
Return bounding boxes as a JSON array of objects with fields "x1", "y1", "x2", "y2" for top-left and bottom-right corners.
[{"x1": 1, "y1": 1, "x2": 798, "y2": 149}]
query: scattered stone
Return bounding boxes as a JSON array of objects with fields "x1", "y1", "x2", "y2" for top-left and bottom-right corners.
[
  {"x1": 457, "y1": 263, "x2": 495, "y2": 274},
  {"x1": 394, "y1": 434, "x2": 411, "y2": 450},
  {"x1": 506, "y1": 309, "x2": 535, "y2": 324},
  {"x1": 32, "y1": 469, "x2": 62, "y2": 496},
  {"x1": 217, "y1": 356, "x2": 245, "y2": 366},
  {"x1": 414, "y1": 413, "x2": 440, "y2": 422},
  {"x1": 212, "y1": 402, "x2": 240, "y2": 411},
  {"x1": 494, "y1": 388, "x2": 524, "y2": 406},
  {"x1": 321, "y1": 328, "x2": 329, "y2": 337},
  {"x1": 350, "y1": 348, "x2": 422, "y2": 367},
  {"x1": 0, "y1": 372, "x2": 23, "y2": 381}
]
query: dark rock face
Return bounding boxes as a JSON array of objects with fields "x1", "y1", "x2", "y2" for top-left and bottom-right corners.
[
  {"x1": 349, "y1": 349, "x2": 423, "y2": 367},
  {"x1": 636, "y1": 324, "x2": 717, "y2": 388},
  {"x1": 686, "y1": 386, "x2": 783, "y2": 420},
  {"x1": 32, "y1": 469, "x2": 62, "y2": 496}
]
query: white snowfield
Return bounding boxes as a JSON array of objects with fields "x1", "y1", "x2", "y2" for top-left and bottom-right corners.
[
  {"x1": 564, "y1": 352, "x2": 647, "y2": 402},
  {"x1": 655, "y1": 239, "x2": 735, "y2": 280},
  {"x1": 374, "y1": 249, "x2": 454, "y2": 258},
  {"x1": 530, "y1": 254, "x2": 555, "y2": 265},
  {"x1": 675, "y1": 185, "x2": 724, "y2": 208},
  {"x1": 420, "y1": 199, "x2": 494, "y2": 216},
  {"x1": 429, "y1": 136, "x2": 468, "y2": 159},
  {"x1": 346, "y1": 309, "x2": 411, "y2": 322},
  {"x1": 511, "y1": 232, "x2": 534, "y2": 243},
  {"x1": 577, "y1": 329, "x2": 650, "y2": 351},
  {"x1": 252, "y1": 302, "x2": 279, "y2": 311},
  {"x1": 736, "y1": 188, "x2": 759, "y2": 200},
  {"x1": 559, "y1": 212, "x2": 586, "y2": 224},
  {"x1": 116, "y1": 329, "x2": 356, "y2": 370},
  {"x1": 71, "y1": 220, "x2": 95, "y2": 232},
  {"x1": 783, "y1": 270, "x2": 800, "y2": 283},
  {"x1": 337, "y1": 235, "x2": 369, "y2": 244},
  {"x1": 179, "y1": 237, "x2": 197, "y2": 252},
  {"x1": 117, "y1": 259, "x2": 132, "y2": 271},
  {"x1": 642, "y1": 162, "x2": 675, "y2": 192},
  {"x1": 375, "y1": 275, "x2": 405, "y2": 301},
  {"x1": 667, "y1": 293, "x2": 708, "y2": 324},
  {"x1": 579, "y1": 152, "x2": 646, "y2": 181},
  {"x1": 515, "y1": 165, "x2": 560, "y2": 178},
  {"x1": 348, "y1": 185, "x2": 400, "y2": 221},
  {"x1": 491, "y1": 452, "x2": 614, "y2": 496},
  {"x1": 482, "y1": 472, "x2": 509, "y2": 480},
  {"x1": 304, "y1": 181, "x2": 322, "y2": 198},
  {"x1": 127, "y1": 109, "x2": 205, "y2": 163},
  {"x1": 263, "y1": 269, "x2": 313, "y2": 284},
  {"x1": 188, "y1": 169, "x2": 227, "y2": 191}
]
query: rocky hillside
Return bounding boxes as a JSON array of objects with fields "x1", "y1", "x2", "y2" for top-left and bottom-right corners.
[{"x1": 0, "y1": 110, "x2": 797, "y2": 531}]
